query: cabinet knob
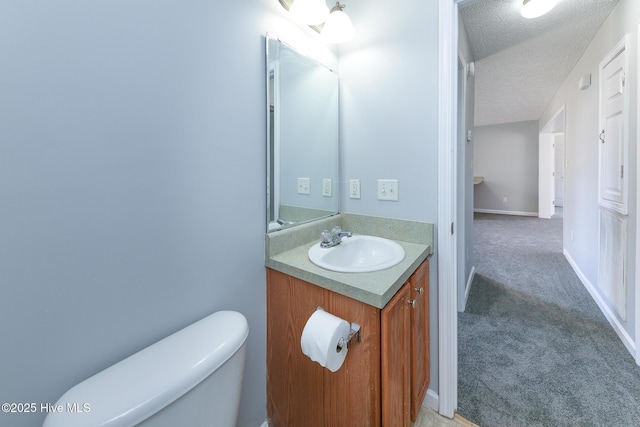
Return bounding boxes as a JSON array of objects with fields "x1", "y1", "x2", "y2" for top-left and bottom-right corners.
[
  {"x1": 408, "y1": 299, "x2": 417, "y2": 308},
  {"x1": 414, "y1": 287, "x2": 424, "y2": 295}
]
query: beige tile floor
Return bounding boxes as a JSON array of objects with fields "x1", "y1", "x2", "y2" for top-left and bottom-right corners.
[{"x1": 414, "y1": 407, "x2": 479, "y2": 427}]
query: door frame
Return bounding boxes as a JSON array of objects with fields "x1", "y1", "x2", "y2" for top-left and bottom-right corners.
[
  {"x1": 437, "y1": 0, "x2": 460, "y2": 418},
  {"x1": 629, "y1": 22, "x2": 640, "y2": 365}
]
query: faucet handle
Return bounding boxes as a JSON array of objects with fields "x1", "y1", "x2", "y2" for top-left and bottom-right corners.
[
  {"x1": 331, "y1": 226, "x2": 342, "y2": 236},
  {"x1": 321, "y1": 230, "x2": 332, "y2": 244}
]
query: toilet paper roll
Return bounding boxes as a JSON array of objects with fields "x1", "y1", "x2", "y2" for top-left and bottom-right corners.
[{"x1": 300, "y1": 309, "x2": 351, "y2": 372}]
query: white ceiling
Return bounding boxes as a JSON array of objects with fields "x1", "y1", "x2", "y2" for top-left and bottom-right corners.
[{"x1": 459, "y1": 0, "x2": 620, "y2": 127}]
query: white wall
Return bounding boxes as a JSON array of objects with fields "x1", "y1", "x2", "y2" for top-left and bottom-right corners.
[
  {"x1": 339, "y1": 0, "x2": 441, "y2": 396},
  {"x1": 0, "y1": 2, "x2": 334, "y2": 426},
  {"x1": 540, "y1": 0, "x2": 640, "y2": 346},
  {"x1": 473, "y1": 120, "x2": 540, "y2": 215}
]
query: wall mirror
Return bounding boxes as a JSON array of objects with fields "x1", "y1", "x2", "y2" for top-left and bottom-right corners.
[{"x1": 266, "y1": 34, "x2": 339, "y2": 232}]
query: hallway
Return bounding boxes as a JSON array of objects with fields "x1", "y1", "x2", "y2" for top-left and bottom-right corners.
[{"x1": 457, "y1": 213, "x2": 640, "y2": 426}]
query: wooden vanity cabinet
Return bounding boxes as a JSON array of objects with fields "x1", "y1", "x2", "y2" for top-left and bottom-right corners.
[
  {"x1": 266, "y1": 268, "x2": 382, "y2": 427},
  {"x1": 266, "y1": 259, "x2": 430, "y2": 427}
]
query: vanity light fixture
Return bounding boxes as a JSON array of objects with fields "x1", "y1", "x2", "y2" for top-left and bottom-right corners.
[
  {"x1": 278, "y1": 0, "x2": 356, "y2": 44},
  {"x1": 321, "y1": 2, "x2": 356, "y2": 44},
  {"x1": 289, "y1": 0, "x2": 330, "y2": 26},
  {"x1": 521, "y1": 0, "x2": 558, "y2": 19}
]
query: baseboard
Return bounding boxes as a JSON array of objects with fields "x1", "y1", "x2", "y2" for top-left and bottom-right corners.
[
  {"x1": 563, "y1": 249, "x2": 636, "y2": 356},
  {"x1": 458, "y1": 266, "x2": 476, "y2": 312},
  {"x1": 464, "y1": 266, "x2": 476, "y2": 312},
  {"x1": 474, "y1": 208, "x2": 538, "y2": 217},
  {"x1": 423, "y1": 388, "x2": 439, "y2": 411}
]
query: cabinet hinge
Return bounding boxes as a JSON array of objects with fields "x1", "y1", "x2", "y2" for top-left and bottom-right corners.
[
  {"x1": 451, "y1": 222, "x2": 454, "y2": 235},
  {"x1": 621, "y1": 165, "x2": 624, "y2": 179}
]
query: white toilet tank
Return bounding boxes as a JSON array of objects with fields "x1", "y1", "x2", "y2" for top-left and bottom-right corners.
[{"x1": 43, "y1": 310, "x2": 248, "y2": 427}]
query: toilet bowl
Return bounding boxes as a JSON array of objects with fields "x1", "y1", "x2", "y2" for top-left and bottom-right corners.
[{"x1": 43, "y1": 310, "x2": 248, "y2": 427}]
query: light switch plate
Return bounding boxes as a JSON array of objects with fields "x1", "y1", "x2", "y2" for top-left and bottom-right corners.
[
  {"x1": 349, "y1": 179, "x2": 361, "y2": 199},
  {"x1": 297, "y1": 177, "x2": 310, "y2": 195},
  {"x1": 322, "y1": 178, "x2": 332, "y2": 197},
  {"x1": 378, "y1": 179, "x2": 398, "y2": 201}
]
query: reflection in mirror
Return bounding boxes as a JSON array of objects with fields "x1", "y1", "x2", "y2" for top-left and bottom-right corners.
[{"x1": 266, "y1": 34, "x2": 339, "y2": 232}]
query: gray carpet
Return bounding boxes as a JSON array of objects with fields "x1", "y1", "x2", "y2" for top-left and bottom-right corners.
[{"x1": 458, "y1": 213, "x2": 640, "y2": 427}]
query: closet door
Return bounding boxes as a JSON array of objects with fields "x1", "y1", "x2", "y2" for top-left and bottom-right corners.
[
  {"x1": 598, "y1": 209, "x2": 627, "y2": 320},
  {"x1": 598, "y1": 35, "x2": 630, "y2": 215}
]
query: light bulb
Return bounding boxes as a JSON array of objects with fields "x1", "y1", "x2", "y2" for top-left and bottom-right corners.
[
  {"x1": 521, "y1": 0, "x2": 558, "y2": 19},
  {"x1": 289, "y1": 0, "x2": 330, "y2": 26},
  {"x1": 321, "y1": 3, "x2": 355, "y2": 44}
]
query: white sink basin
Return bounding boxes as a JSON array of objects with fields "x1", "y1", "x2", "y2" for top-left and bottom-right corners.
[{"x1": 308, "y1": 235, "x2": 405, "y2": 273}]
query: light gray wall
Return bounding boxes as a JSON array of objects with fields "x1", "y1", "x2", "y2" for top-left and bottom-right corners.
[
  {"x1": 540, "y1": 0, "x2": 639, "y2": 342},
  {"x1": 0, "y1": 2, "x2": 329, "y2": 426},
  {"x1": 0, "y1": 1, "x2": 446, "y2": 423},
  {"x1": 339, "y1": 0, "x2": 441, "y2": 396},
  {"x1": 473, "y1": 120, "x2": 540, "y2": 215}
]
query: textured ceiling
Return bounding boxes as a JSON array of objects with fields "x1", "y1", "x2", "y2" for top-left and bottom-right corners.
[{"x1": 460, "y1": 0, "x2": 619, "y2": 126}]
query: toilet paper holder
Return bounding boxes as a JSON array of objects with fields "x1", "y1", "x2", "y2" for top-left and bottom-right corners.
[
  {"x1": 337, "y1": 322, "x2": 361, "y2": 352},
  {"x1": 315, "y1": 307, "x2": 361, "y2": 352}
]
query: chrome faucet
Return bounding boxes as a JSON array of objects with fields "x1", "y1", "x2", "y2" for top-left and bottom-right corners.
[{"x1": 320, "y1": 226, "x2": 352, "y2": 248}]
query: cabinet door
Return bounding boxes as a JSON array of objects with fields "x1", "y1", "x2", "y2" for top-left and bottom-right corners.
[
  {"x1": 267, "y1": 269, "x2": 326, "y2": 427},
  {"x1": 267, "y1": 268, "x2": 382, "y2": 427},
  {"x1": 381, "y1": 282, "x2": 411, "y2": 427},
  {"x1": 324, "y1": 290, "x2": 382, "y2": 427},
  {"x1": 409, "y1": 260, "x2": 430, "y2": 422}
]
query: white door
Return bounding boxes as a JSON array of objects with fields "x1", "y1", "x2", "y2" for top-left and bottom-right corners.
[
  {"x1": 538, "y1": 133, "x2": 555, "y2": 219},
  {"x1": 598, "y1": 208, "x2": 627, "y2": 321},
  {"x1": 457, "y1": 58, "x2": 467, "y2": 312},
  {"x1": 599, "y1": 35, "x2": 629, "y2": 215},
  {"x1": 554, "y1": 134, "x2": 564, "y2": 208}
]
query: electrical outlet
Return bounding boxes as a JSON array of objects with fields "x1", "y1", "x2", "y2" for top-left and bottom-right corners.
[
  {"x1": 297, "y1": 177, "x2": 310, "y2": 195},
  {"x1": 349, "y1": 179, "x2": 361, "y2": 199},
  {"x1": 502, "y1": 196, "x2": 508, "y2": 203},
  {"x1": 378, "y1": 179, "x2": 399, "y2": 201},
  {"x1": 322, "y1": 178, "x2": 332, "y2": 197}
]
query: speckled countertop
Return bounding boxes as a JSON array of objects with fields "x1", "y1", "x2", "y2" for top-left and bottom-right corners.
[{"x1": 265, "y1": 213, "x2": 433, "y2": 309}]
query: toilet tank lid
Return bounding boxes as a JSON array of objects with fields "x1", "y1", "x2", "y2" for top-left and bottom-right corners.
[{"x1": 42, "y1": 310, "x2": 249, "y2": 427}]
